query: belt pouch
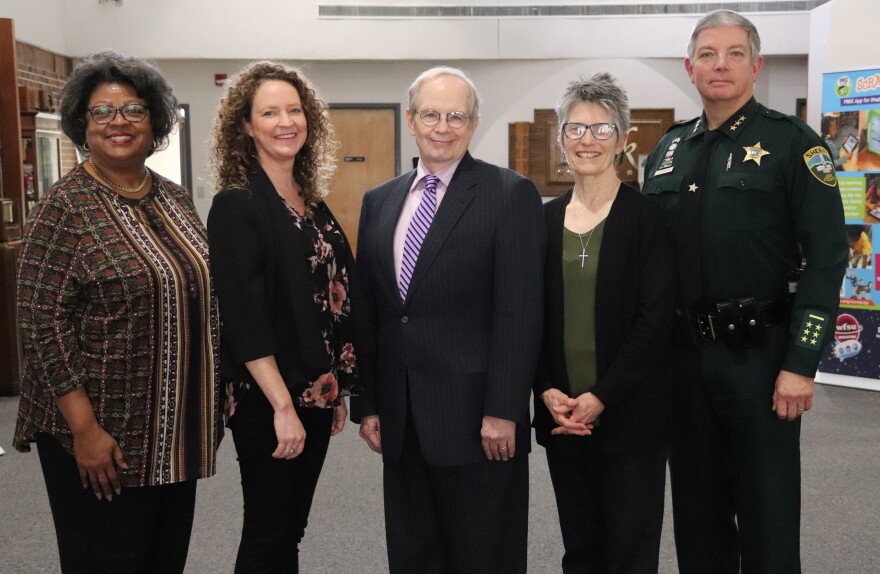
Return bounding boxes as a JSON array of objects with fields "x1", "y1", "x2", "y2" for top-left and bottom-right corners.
[
  {"x1": 738, "y1": 296, "x2": 765, "y2": 345},
  {"x1": 716, "y1": 300, "x2": 744, "y2": 349}
]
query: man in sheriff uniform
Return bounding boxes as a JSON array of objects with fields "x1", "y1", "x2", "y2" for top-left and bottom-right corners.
[{"x1": 643, "y1": 9, "x2": 847, "y2": 574}]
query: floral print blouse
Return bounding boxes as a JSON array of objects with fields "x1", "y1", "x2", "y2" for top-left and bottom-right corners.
[{"x1": 225, "y1": 198, "x2": 358, "y2": 417}]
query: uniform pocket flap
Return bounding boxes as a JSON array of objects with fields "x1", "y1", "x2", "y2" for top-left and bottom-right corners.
[
  {"x1": 717, "y1": 171, "x2": 774, "y2": 192},
  {"x1": 644, "y1": 175, "x2": 683, "y2": 195}
]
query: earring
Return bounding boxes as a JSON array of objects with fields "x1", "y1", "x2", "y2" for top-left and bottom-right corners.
[{"x1": 83, "y1": 141, "x2": 90, "y2": 152}]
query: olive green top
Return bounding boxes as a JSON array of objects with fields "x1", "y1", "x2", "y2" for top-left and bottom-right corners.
[
  {"x1": 562, "y1": 221, "x2": 605, "y2": 397},
  {"x1": 643, "y1": 97, "x2": 847, "y2": 376}
]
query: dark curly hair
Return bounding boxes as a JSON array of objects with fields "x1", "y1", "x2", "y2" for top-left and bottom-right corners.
[
  {"x1": 59, "y1": 50, "x2": 178, "y2": 156},
  {"x1": 211, "y1": 61, "x2": 338, "y2": 208}
]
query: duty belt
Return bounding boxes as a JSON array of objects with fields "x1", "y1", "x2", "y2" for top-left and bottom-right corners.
[{"x1": 691, "y1": 296, "x2": 789, "y2": 347}]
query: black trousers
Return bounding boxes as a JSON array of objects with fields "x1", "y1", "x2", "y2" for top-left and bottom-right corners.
[
  {"x1": 35, "y1": 433, "x2": 197, "y2": 574},
  {"x1": 670, "y1": 324, "x2": 802, "y2": 574},
  {"x1": 544, "y1": 433, "x2": 668, "y2": 574},
  {"x1": 230, "y1": 392, "x2": 333, "y2": 574},
  {"x1": 383, "y1": 411, "x2": 529, "y2": 574}
]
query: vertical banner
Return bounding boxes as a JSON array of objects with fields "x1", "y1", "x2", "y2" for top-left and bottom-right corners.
[{"x1": 817, "y1": 68, "x2": 880, "y2": 391}]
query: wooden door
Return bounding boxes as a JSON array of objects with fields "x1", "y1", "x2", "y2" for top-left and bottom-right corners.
[{"x1": 326, "y1": 106, "x2": 398, "y2": 255}]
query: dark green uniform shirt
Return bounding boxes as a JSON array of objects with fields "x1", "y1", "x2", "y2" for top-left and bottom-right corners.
[{"x1": 643, "y1": 97, "x2": 848, "y2": 377}]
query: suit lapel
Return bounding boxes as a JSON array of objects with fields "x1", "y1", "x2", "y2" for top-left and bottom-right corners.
[{"x1": 404, "y1": 154, "x2": 478, "y2": 304}]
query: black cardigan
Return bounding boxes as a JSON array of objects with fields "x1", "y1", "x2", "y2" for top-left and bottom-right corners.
[
  {"x1": 533, "y1": 183, "x2": 675, "y2": 454},
  {"x1": 207, "y1": 168, "x2": 357, "y2": 394}
]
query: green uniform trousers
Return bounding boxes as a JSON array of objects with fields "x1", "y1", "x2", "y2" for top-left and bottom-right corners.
[{"x1": 670, "y1": 323, "x2": 801, "y2": 574}]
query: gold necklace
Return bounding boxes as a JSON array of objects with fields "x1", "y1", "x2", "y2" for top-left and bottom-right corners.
[{"x1": 88, "y1": 157, "x2": 150, "y2": 194}]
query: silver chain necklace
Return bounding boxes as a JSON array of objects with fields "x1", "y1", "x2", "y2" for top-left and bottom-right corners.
[{"x1": 576, "y1": 225, "x2": 598, "y2": 268}]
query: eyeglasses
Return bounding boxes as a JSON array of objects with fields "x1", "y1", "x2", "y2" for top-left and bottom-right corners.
[
  {"x1": 415, "y1": 110, "x2": 471, "y2": 129},
  {"x1": 87, "y1": 104, "x2": 149, "y2": 125},
  {"x1": 562, "y1": 122, "x2": 617, "y2": 141}
]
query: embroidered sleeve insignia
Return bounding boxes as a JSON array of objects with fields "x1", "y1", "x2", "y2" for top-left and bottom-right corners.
[
  {"x1": 795, "y1": 311, "x2": 829, "y2": 350},
  {"x1": 803, "y1": 146, "x2": 838, "y2": 187}
]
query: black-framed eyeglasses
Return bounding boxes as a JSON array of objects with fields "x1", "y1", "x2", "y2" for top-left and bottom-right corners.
[
  {"x1": 562, "y1": 122, "x2": 617, "y2": 141},
  {"x1": 87, "y1": 104, "x2": 149, "y2": 125},
  {"x1": 415, "y1": 110, "x2": 471, "y2": 129}
]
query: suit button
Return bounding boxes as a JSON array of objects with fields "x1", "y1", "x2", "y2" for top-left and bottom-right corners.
[{"x1": 401, "y1": 316, "x2": 409, "y2": 324}]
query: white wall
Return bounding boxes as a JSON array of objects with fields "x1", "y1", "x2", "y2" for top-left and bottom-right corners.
[
  {"x1": 826, "y1": 0, "x2": 880, "y2": 72},
  {"x1": 763, "y1": 56, "x2": 810, "y2": 116},
  {"x1": 156, "y1": 56, "x2": 805, "y2": 220},
  {"x1": 3, "y1": 0, "x2": 813, "y2": 60},
  {"x1": 807, "y1": 0, "x2": 879, "y2": 132},
  {"x1": 0, "y1": 0, "x2": 66, "y2": 53},
  {"x1": 807, "y1": 2, "x2": 833, "y2": 131}
]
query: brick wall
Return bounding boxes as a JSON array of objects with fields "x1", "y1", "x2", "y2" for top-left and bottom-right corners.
[{"x1": 15, "y1": 41, "x2": 77, "y2": 173}]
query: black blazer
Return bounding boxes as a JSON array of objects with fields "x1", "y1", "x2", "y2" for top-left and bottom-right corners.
[
  {"x1": 207, "y1": 168, "x2": 357, "y2": 395},
  {"x1": 533, "y1": 184, "x2": 675, "y2": 454},
  {"x1": 351, "y1": 153, "x2": 546, "y2": 466}
]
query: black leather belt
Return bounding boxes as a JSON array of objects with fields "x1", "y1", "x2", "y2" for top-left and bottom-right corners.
[{"x1": 691, "y1": 297, "x2": 788, "y2": 345}]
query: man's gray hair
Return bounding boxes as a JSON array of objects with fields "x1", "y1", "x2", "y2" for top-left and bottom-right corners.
[
  {"x1": 687, "y1": 9, "x2": 761, "y2": 63},
  {"x1": 555, "y1": 72, "x2": 630, "y2": 145},
  {"x1": 407, "y1": 66, "x2": 481, "y2": 119}
]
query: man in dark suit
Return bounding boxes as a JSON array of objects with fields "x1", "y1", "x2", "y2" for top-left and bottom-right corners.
[{"x1": 351, "y1": 67, "x2": 545, "y2": 573}]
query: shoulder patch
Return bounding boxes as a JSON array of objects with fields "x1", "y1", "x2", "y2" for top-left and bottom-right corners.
[
  {"x1": 794, "y1": 311, "x2": 830, "y2": 351},
  {"x1": 803, "y1": 146, "x2": 838, "y2": 187}
]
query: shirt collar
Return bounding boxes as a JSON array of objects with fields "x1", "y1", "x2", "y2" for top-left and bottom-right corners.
[
  {"x1": 414, "y1": 158, "x2": 462, "y2": 191},
  {"x1": 685, "y1": 97, "x2": 759, "y2": 142}
]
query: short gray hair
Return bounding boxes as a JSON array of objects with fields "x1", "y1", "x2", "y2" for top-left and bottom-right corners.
[
  {"x1": 407, "y1": 66, "x2": 481, "y2": 119},
  {"x1": 555, "y1": 72, "x2": 630, "y2": 145},
  {"x1": 687, "y1": 9, "x2": 761, "y2": 63}
]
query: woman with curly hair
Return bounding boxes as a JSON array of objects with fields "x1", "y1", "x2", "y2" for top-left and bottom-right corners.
[
  {"x1": 13, "y1": 51, "x2": 220, "y2": 572},
  {"x1": 207, "y1": 61, "x2": 360, "y2": 572}
]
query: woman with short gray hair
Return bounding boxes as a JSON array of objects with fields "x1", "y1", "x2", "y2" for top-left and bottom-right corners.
[{"x1": 533, "y1": 72, "x2": 675, "y2": 573}]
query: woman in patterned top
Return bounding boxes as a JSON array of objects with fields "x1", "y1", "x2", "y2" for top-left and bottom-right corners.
[
  {"x1": 208, "y1": 61, "x2": 360, "y2": 572},
  {"x1": 13, "y1": 51, "x2": 220, "y2": 572}
]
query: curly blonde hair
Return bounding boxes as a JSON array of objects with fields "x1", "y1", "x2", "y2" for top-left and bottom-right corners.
[{"x1": 211, "y1": 61, "x2": 338, "y2": 209}]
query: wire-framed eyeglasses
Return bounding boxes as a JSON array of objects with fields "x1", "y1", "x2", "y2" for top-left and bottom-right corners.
[
  {"x1": 415, "y1": 110, "x2": 471, "y2": 129},
  {"x1": 87, "y1": 104, "x2": 149, "y2": 125},
  {"x1": 562, "y1": 122, "x2": 617, "y2": 141}
]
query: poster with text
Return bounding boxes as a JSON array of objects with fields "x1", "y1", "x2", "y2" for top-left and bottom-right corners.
[{"x1": 820, "y1": 68, "x2": 880, "y2": 383}]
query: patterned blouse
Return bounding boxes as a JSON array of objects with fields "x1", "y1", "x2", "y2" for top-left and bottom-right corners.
[
  {"x1": 225, "y1": 198, "x2": 358, "y2": 417},
  {"x1": 13, "y1": 164, "x2": 221, "y2": 488}
]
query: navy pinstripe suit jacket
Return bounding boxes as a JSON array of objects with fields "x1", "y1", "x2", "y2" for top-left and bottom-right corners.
[{"x1": 351, "y1": 152, "x2": 546, "y2": 466}]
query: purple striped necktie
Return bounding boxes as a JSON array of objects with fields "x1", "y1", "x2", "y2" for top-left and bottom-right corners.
[{"x1": 399, "y1": 174, "x2": 440, "y2": 300}]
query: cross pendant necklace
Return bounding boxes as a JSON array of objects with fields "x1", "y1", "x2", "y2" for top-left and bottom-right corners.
[{"x1": 576, "y1": 225, "x2": 598, "y2": 268}]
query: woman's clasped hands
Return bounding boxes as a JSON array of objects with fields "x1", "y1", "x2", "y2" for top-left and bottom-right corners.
[{"x1": 541, "y1": 388, "x2": 604, "y2": 435}]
